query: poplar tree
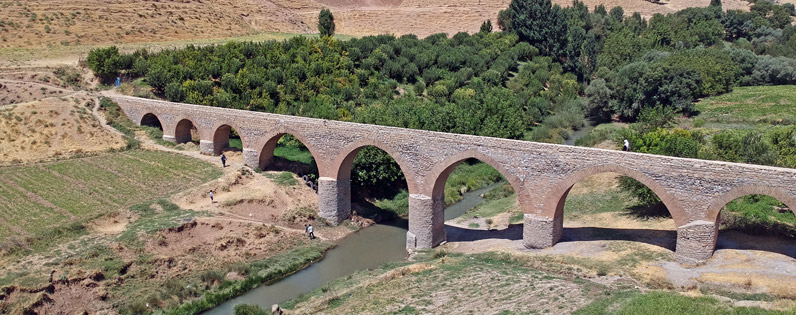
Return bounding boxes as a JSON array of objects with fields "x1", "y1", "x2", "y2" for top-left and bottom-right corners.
[{"x1": 318, "y1": 9, "x2": 335, "y2": 37}]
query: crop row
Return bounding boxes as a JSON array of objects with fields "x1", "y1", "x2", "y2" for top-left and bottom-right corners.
[
  {"x1": 0, "y1": 174, "x2": 68, "y2": 237},
  {"x1": 125, "y1": 150, "x2": 220, "y2": 182},
  {"x1": 5, "y1": 168, "x2": 114, "y2": 217},
  {"x1": 45, "y1": 161, "x2": 148, "y2": 206},
  {"x1": 0, "y1": 150, "x2": 220, "y2": 240}
]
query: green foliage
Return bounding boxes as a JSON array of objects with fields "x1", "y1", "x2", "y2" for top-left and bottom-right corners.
[
  {"x1": 351, "y1": 146, "x2": 404, "y2": 187},
  {"x1": 266, "y1": 172, "x2": 298, "y2": 186},
  {"x1": 610, "y1": 60, "x2": 700, "y2": 120},
  {"x1": 372, "y1": 189, "x2": 410, "y2": 217},
  {"x1": 708, "y1": 130, "x2": 778, "y2": 166},
  {"x1": 575, "y1": 290, "x2": 782, "y2": 315},
  {"x1": 721, "y1": 195, "x2": 796, "y2": 238},
  {"x1": 318, "y1": 9, "x2": 335, "y2": 37},
  {"x1": 234, "y1": 304, "x2": 269, "y2": 315},
  {"x1": 98, "y1": 97, "x2": 140, "y2": 150},
  {"x1": 507, "y1": 0, "x2": 568, "y2": 57},
  {"x1": 574, "y1": 124, "x2": 622, "y2": 147},
  {"x1": 617, "y1": 128, "x2": 702, "y2": 213},
  {"x1": 443, "y1": 161, "x2": 504, "y2": 206},
  {"x1": 480, "y1": 20, "x2": 493, "y2": 33},
  {"x1": 87, "y1": 46, "x2": 124, "y2": 82}
]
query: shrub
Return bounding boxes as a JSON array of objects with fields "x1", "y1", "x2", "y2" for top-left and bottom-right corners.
[
  {"x1": 234, "y1": 304, "x2": 269, "y2": 315},
  {"x1": 281, "y1": 207, "x2": 316, "y2": 224}
]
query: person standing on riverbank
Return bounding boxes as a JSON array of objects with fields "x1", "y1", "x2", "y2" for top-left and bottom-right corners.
[{"x1": 307, "y1": 224, "x2": 314, "y2": 240}]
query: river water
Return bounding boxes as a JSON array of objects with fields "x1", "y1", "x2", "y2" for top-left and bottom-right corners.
[
  {"x1": 564, "y1": 118, "x2": 596, "y2": 146},
  {"x1": 205, "y1": 184, "x2": 498, "y2": 314}
]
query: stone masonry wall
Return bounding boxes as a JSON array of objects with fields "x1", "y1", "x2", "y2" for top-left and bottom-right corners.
[{"x1": 112, "y1": 95, "x2": 796, "y2": 264}]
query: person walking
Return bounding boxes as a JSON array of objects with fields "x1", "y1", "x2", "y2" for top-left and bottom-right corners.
[
  {"x1": 209, "y1": 190, "x2": 214, "y2": 203},
  {"x1": 307, "y1": 224, "x2": 314, "y2": 240},
  {"x1": 221, "y1": 153, "x2": 227, "y2": 168},
  {"x1": 623, "y1": 139, "x2": 630, "y2": 152}
]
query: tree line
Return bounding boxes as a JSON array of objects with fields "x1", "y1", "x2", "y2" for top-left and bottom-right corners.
[{"x1": 87, "y1": 0, "x2": 796, "y2": 189}]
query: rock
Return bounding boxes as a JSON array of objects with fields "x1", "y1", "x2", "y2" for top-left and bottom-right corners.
[{"x1": 271, "y1": 304, "x2": 282, "y2": 314}]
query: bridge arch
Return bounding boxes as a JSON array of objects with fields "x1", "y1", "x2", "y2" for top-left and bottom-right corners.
[
  {"x1": 544, "y1": 164, "x2": 688, "y2": 227},
  {"x1": 209, "y1": 122, "x2": 245, "y2": 155},
  {"x1": 255, "y1": 129, "x2": 320, "y2": 171},
  {"x1": 331, "y1": 139, "x2": 418, "y2": 192},
  {"x1": 706, "y1": 185, "x2": 796, "y2": 223},
  {"x1": 408, "y1": 149, "x2": 528, "y2": 249},
  {"x1": 140, "y1": 113, "x2": 163, "y2": 129},
  {"x1": 426, "y1": 149, "x2": 524, "y2": 200},
  {"x1": 315, "y1": 139, "x2": 419, "y2": 225},
  {"x1": 174, "y1": 117, "x2": 200, "y2": 144}
]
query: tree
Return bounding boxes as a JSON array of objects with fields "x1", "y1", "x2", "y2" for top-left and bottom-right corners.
[
  {"x1": 508, "y1": 0, "x2": 569, "y2": 58},
  {"x1": 480, "y1": 20, "x2": 493, "y2": 33},
  {"x1": 497, "y1": 9, "x2": 512, "y2": 31},
  {"x1": 584, "y1": 78, "x2": 612, "y2": 121},
  {"x1": 710, "y1": 0, "x2": 721, "y2": 8},
  {"x1": 318, "y1": 9, "x2": 335, "y2": 37},
  {"x1": 145, "y1": 65, "x2": 170, "y2": 91},
  {"x1": 87, "y1": 46, "x2": 123, "y2": 82}
]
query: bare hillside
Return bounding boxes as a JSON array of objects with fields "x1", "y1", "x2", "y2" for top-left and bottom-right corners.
[{"x1": 0, "y1": 0, "x2": 751, "y2": 48}]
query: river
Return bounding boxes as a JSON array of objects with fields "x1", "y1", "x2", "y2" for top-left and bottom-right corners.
[
  {"x1": 205, "y1": 183, "x2": 499, "y2": 314},
  {"x1": 564, "y1": 117, "x2": 597, "y2": 146}
]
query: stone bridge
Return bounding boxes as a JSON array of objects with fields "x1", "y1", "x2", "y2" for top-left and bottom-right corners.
[{"x1": 111, "y1": 95, "x2": 796, "y2": 265}]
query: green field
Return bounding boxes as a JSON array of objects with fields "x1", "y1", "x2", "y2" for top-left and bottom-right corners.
[
  {"x1": 694, "y1": 85, "x2": 796, "y2": 125},
  {"x1": 0, "y1": 150, "x2": 221, "y2": 241}
]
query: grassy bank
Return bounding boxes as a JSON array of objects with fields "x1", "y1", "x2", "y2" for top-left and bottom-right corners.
[
  {"x1": 281, "y1": 251, "x2": 784, "y2": 314},
  {"x1": 158, "y1": 242, "x2": 332, "y2": 315}
]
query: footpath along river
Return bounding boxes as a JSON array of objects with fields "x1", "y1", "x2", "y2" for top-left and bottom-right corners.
[{"x1": 205, "y1": 183, "x2": 500, "y2": 314}]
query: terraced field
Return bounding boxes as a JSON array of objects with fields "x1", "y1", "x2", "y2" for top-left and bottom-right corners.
[{"x1": 0, "y1": 150, "x2": 221, "y2": 240}]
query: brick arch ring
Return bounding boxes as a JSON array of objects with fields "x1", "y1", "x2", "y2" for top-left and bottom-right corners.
[
  {"x1": 425, "y1": 149, "x2": 527, "y2": 206},
  {"x1": 209, "y1": 121, "x2": 247, "y2": 148},
  {"x1": 542, "y1": 164, "x2": 689, "y2": 227},
  {"x1": 250, "y1": 127, "x2": 323, "y2": 170},
  {"x1": 140, "y1": 112, "x2": 163, "y2": 126},
  {"x1": 329, "y1": 138, "x2": 420, "y2": 194},
  {"x1": 173, "y1": 115, "x2": 203, "y2": 142},
  {"x1": 705, "y1": 185, "x2": 796, "y2": 223}
]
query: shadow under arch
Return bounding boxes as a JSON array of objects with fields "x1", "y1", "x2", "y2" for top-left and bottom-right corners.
[
  {"x1": 544, "y1": 164, "x2": 688, "y2": 227},
  {"x1": 420, "y1": 149, "x2": 527, "y2": 246},
  {"x1": 140, "y1": 113, "x2": 162, "y2": 129},
  {"x1": 707, "y1": 186, "x2": 796, "y2": 259},
  {"x1": 256, "y1": 129, "x2": 321, "y2": 173},
  {"x1": 530, "y1": 164, "x2": 686, "y2": 253},
  {"x1": 174, "y1": 117, "x2": 200, "y2": 144},
  {"x1": 210, "y1": 123, "x2": 244, "y2": 155},
  {"x1": 331, "y1": 139, "x2": 416, "y2": 223}
]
